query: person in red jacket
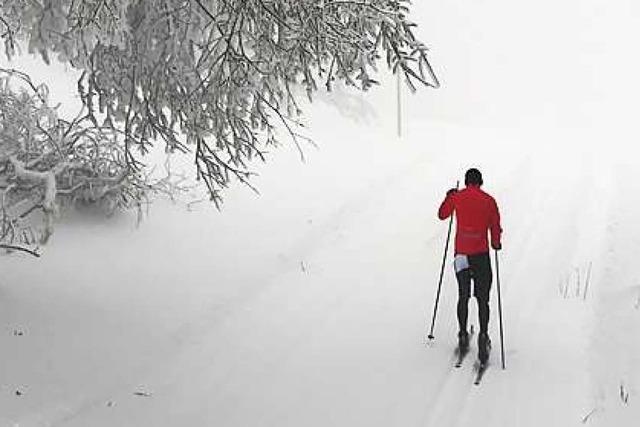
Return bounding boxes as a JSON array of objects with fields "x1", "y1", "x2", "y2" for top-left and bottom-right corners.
[{"x1": 438, "y1": 168, "x2": 502, "y2": 364}]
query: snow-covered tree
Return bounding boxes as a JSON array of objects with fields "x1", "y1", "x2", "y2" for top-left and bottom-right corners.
[
  {"x1": 0, "y1": 1, "x2": 438, "y2": 253},
  {"x1": 2, "y1": 0, "x2": 438, "y2": 196},
  {"x1": 0, "y1": 68, "x2": 152, "y2": 256}
]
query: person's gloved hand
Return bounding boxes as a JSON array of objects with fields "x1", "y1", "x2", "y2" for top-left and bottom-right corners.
[
  {"x1": 492, "y1": 242, "x2": 502, "y2": 251},
  {"x1": 446, "y1": 188, "x2": 458, "y2": 197}
]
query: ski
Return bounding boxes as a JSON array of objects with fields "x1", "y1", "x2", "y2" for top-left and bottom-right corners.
[
  {"x1": 473, "y1": 362, "x2": 488, "y2": 385},
  {"x1": 454, "y1": 347, "x2": 470, "y2": 368},
  {"x1": 454, "y1": 326, "x2": 475, "y2": 368},
  {"x1": 473, "y1": 333, "x2": 491, "y2": 384}
]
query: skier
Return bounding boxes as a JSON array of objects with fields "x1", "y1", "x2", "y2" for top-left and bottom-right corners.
[{"x1": 438, "y1": 168, "x2": 502, "y2": 365}]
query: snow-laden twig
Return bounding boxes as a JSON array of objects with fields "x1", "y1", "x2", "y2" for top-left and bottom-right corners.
[
  {"x1": 0, "y1": 244, "x2": 40, "y2": 257},
  {"x1": 9, "y1": 156, "x2": 67, "y2": 242},
  {"x1": 620, "y1": 382, "x2": 630, "y2": 404},
  {"x1": 581, "y1": 407, "x2": 599, "y2": 424},
  {"x1": 583, "y1": 261, "x2": 592, "y2": 301}
]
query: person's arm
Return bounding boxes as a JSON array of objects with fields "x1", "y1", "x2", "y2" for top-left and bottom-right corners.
[
  {"x1": 489, "y1": 198, "x2": 502, "y2": 250},
  {"x1": 438, "y1": 189, "x2": 457, "y2": 220}
]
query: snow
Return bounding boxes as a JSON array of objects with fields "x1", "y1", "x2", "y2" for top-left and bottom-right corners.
[{"x1": 2, "y1": 0, "x2": 640, "y2": 426}]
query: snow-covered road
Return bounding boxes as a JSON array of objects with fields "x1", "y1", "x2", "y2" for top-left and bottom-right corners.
[{"x1": 2, "y1": 120, "x2": 638, "y2": 426}]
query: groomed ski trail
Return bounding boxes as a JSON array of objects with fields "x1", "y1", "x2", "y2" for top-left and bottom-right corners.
[{"x1": 419, "y1": 139, "x2": 612, "y2": 427}]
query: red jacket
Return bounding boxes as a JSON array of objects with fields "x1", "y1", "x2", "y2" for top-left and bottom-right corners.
[{"x1": 438, "y1": 185, "x2": 502, "y2": 255}]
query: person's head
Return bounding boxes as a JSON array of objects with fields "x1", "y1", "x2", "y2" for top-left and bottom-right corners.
[{"x1": 465, "y1": 168, "x2": 483, "y2": 187}]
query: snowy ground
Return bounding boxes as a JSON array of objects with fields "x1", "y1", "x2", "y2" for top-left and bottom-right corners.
[
  {"x1": 2, "y1": 0, "x2": 640, "y2": 426},
  {"x1": 2, "y1": 118, "x2": 638, "y2": 426}
]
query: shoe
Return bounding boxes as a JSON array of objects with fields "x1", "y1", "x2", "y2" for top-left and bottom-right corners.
[
  {"x1": 478, "y1": 332, "x2": 491, "y2": 364},
  {"x1": 457, "y1": 330, "x2": 469, "y2": 353}
]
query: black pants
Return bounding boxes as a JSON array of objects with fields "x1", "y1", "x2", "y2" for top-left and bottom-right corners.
[{"x1": 456, "y1": 252, "x2": 492, "y2": 334}]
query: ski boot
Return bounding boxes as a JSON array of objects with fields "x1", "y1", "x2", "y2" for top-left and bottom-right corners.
[
  {"x1": 457, "y1": 330, "x2": 470, "y2": 353},
  {"x1": 478, "y1": 332, "x2": 491, "y2": 365}
]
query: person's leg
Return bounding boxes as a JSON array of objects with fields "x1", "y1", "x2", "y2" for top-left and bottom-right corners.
[
  {"x1": 470, "y1": 253, "x2": 493, "y2": 362},
  {"x1": 470, "y1": 253, "x2": 492, "y2": 334},
  {"x1": 456, "y1": 269, "x2": 472, "y2": 335}
]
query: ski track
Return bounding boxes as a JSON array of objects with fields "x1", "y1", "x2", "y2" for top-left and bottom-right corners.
[
  {"x1": 1, "y1": 126, "x2": 622, "y2": 427},
  {"x1": 420, "y1": 359, "x2": 477, "y2": 427},
  {"x1": 418, "y1": 141, "x2": 609, "y2": 427},
  {"x1": 587, "y1": 159, "x2": 640, "y2": 426},
  {"x1": 51, "y1": 132, "x2": 459, "y2": 427},
  {"x1": 2, "y1": 124, "x2": 635, "y2": 427}
]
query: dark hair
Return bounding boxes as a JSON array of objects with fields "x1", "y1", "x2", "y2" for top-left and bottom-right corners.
[{"x1": 465, "y1": 168, "x2": 483, "y2": 186}]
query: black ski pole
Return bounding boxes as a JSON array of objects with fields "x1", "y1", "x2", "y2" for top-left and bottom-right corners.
[
  {"x1": 495, "y1": 249, "x2": 506, "y2": 369},
  {"x1": 427, "y1": 181, "x2": 459, "y2": 341}
]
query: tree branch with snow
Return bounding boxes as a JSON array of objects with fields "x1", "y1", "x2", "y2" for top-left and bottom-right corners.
[
  {"x1": 0, "y1": 68, "x2": 154, "y2": 254},
  {"x1": 0, "y1": 0, "x2": 439, "y2": 207}
]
